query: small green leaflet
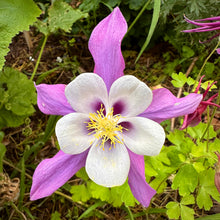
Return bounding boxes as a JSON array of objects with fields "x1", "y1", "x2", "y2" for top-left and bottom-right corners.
[
  {"x1": 196, "y1": 169, "x2": 220, "y2": 211},
  {"x1": 171, "y1": 72, "x2": 195, "y2": 88},
  {"x1": 166, "y1": 196, "x2": 195, "y2": 220},
  {"x1": 180, "y1": 204, "x2": 195, "y2": 220},
  {"x1": 0, "y1": 0, "x2": 41, "y2": 70},
  {"x1": 48, "y1": 0, "x2": 88, "y2": 33},
  {"x1": 0, "y1": 68, "x2": 36, "y2": 128},
  {"x1": 172, "y1": 164, "x2": 198, "y2": 196},
  {"x1": 187, "y1": 122, "x2": 216, "y2": 140},
  {"x1": 71, "y1": 168, "x2": 136, "y2": 207},
  {"x1": 196, "y1": 214, "x2": 220, "y2": 220},
  {"x1": 166, "y1": 202, "x2": 180, "y2": 219},
  {"x1": 70, "y1": 184, "x2": 92, "y2": 202},
  {"x1": 36, "y1": 0, "x2": 88, "y2": 35},
  {"x1": 51, "y1": 211, "x2": 61, "y2": 220}
]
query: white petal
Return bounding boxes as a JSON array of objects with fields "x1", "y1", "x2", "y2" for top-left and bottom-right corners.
[
  {"x1": 120, "y1": 117, "x2": 165, "y2": 156},
  {"x1": 86, "y1": 141, "x2": 130, "y2": 187},
  {"x1": 55, "y1": 113, "x2": 93, "y2": 154},
  {"x1": 109, "y1": 75, "x2": 152, "y2": 116},
  {"x1": 65, "y1": 73, "x2": 109, "y2": 113}
]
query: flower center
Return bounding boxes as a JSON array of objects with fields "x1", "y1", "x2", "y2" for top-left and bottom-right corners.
[{"x1": 87, "y1": 106, "x2": 124, "y2": 150}]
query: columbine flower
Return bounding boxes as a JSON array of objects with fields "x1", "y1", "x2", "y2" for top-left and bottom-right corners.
[
  {"x1": 181, "y1": 75, "x2": 220, "y2": 129},
  {"x1": 182, "y1": 15, "x2": 220, "y2": 54},
  {"x1": 30, "y1": 7, "x2": 202, "y2": 207}
]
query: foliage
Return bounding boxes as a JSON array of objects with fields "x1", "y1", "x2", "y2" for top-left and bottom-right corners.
[
  {"x1": 145, "y1": 123, "x2": 220, "y2": 219},
  {"x1": 0, "y1": 0, "x2": 41, "y2": 70},
  {"x1": 0, "y1": 68, "x2": 36, "y2": 128},
  {"x1": 35, "y1": 0, "x2": 88, "y2": 35},
  {"x1": 70, "y1": 168, "x2": 137, "y2": 207}
]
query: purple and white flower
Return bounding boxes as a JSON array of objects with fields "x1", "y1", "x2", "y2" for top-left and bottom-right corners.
[{"x1": 30, "y1": 7, "x2": 202, "y2": 207}]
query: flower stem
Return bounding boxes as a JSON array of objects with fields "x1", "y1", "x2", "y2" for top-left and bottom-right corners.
[
  {"x1": 30, "y1": 35, "x2": 48, "y2": 81},
  {"x1": 200, "y1": 88, "x2": 220, "y2": 141},
  {"x1": 127, "y1": 0, "x2": 152, "y2": 34},
  {"x1": 196, "y1": 40, "x2": 220, "y2": 82}
]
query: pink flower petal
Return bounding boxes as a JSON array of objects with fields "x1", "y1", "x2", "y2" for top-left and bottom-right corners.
[
  {"x1": 139, "y1": 88, "x2": 203, "y2": 123},
  {"x1": 30, "y1": 150, "x2": 88, "y2": 200},
  {"x1": 217, "y1": 48, "x2": 220, "y2": 54},
  {"x1": 88, "y1": 7, "x2": 127, "y2": 91},
  {"x1": 36, "y1": 84, "x2": 73, "y2": 115},
  {"x1": 128, "y1": 150, "x2": 156, "y2": 207}
]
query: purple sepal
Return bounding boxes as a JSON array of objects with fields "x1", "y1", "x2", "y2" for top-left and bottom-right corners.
[
  {"x1": 30, "y1": 150, "x2": 88, "y2": 200},
  {"x1": 128, "y1": 150, "x2": 156, "y2": 207},
  {"x1": 139, "y1": 88, "x2": 203, "y2": 123},
  {"x1": 88, "y1": 7, "x2": 127, "y2": 91},
  {"x1": 36, "y1": 84, "x2": 73, "y2": 115}
]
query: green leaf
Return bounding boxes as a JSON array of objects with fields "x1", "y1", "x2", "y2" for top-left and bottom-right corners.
[
  {"x1": 136, "y1": 0, "x2": 161, "y2": 62},
  {"x1": 187, "y1": 123, "x2": 216, "y2": 139},
  {"x1": 48, "y1": 0, "x2": 88, "y2": 33},
  {"x1": 193, "y1": 162, "x2": 205, "y2": 173},
  {"x1": 78, "y1": 201, "x2": 105, "y2": 220},
  {"x1": 186, "y1": 77, "x2": 195, "y2": 86},
  {"x1": 181, "y1": 194, "x2": 195, "y2": 205},
  {"x1": 196, "y1": 169, "x2": 220, "y2": 211},
  {"x1": 150, "y1": 175, "x2": 167, "y2": 194},
  {"x1": 167, "y1": 129, "x2": 194, "y2": 154},
  {"x1": 167, "y1": 129, "x2": 186, "y2": 147},
  {"x1": 76, "y1": 167, "x2": 89, "y2": 181},
  {"x1": 89, "y1": 181, "x2": 112, "y2": 202},
  {"x1": 120, "y1": 182, "x2": 136, "y2": 207},
  {"x1": 51, "y1": 211, "x2": 61, "y2": 220},
  {"x1": 0, "y1": 131, "x2": 4, "y2": 142},
  {"x1": 0, "y1": 68, "x2": 36, "y2": 128},
  {"x1": 79, "y1": 0, "x2": 101, "y2": 12},
  {"x1": 172, "y1": 164, "x2": 198, "y2": 196},
  {"x1": 110, "y1": 181, "x2": 136, "y2": 207},
  {"x1": 166, "y1": 202, "x2": 180, "y2": 219},
  {"x1": 181, "y1": 46, "x2": 195, "y2": 58},
  {"x1": 0, "y1": 0, "x2": 41, "y2": 70},
  {"x1": 0, "y1": 143, "x2": 6, "y2": 173},
  {"x1": 171, "y1": 72, "x2": 188, "y2": 88},
  {"x1": 196, "y1": 213, "x2": 220, "y2": 220},
  {"x1": 102, "y1": 0, "x2": 121, "y2": 7},
  {"x1": 180, "y1": 205, "x2": 195, "y2": 220},
  {"x1": 70, "y1": 184, "x2": 91, "y2": 202},
  {"x1": 204, "y1": 62, "x2": 215, "y2": 78},
  {"x1": 125, "y1": 0, "x2": 145, "y2": 10}
]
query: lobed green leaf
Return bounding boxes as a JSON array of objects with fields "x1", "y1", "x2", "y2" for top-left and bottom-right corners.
[
  {"x1": 0, "y1": 0, "x2": 41, "y2": 70},
  {"x1": 172, "y1": 164, "x2": 198, "y2": 196},
  {"x1": 0, "y1": 68, "x2": 36, "y2": 128},
  {"x1": 48, "y1": 0, "x2": 88, "y2": 33}
]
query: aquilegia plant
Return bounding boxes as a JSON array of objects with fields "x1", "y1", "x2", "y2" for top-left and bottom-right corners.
[
  {"x1": 30, "y1": 7, "x2": 203, "y2": 207},
  {"x1": 183, "y1": 15, "x2": 220, "y2": 54}
]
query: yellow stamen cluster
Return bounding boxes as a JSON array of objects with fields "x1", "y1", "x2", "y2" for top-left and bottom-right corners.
[{"x1": 87, "y1": 106, "x2": 124, "y2": 150}]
